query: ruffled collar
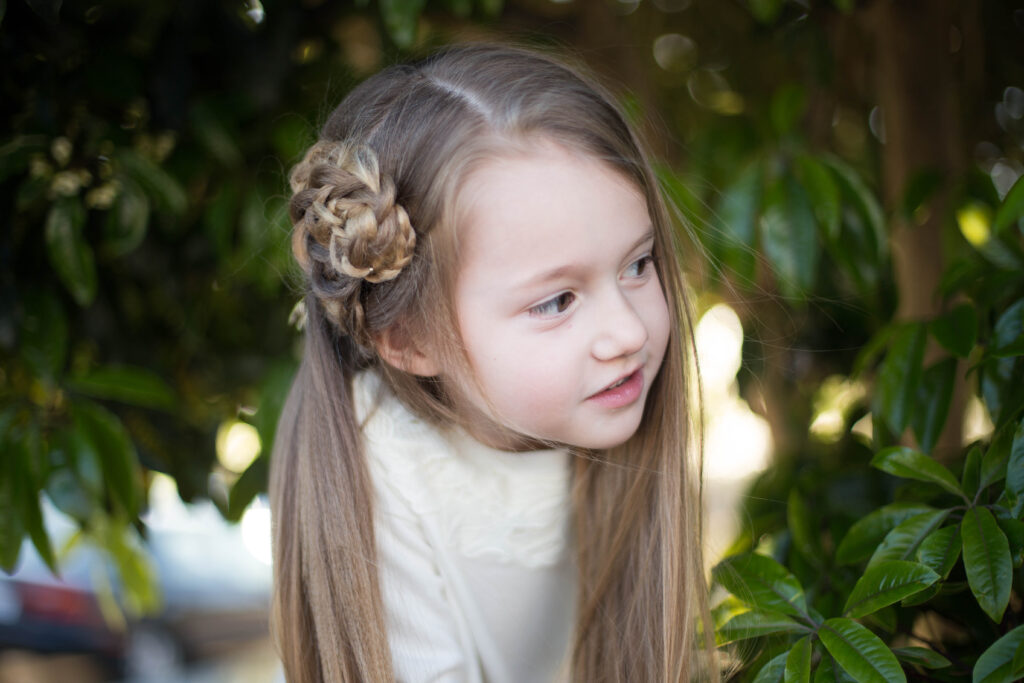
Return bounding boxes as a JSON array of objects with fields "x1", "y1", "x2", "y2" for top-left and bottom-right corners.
[{"x1": 353, "y1": 371, "x2": 572, "y2": 568}]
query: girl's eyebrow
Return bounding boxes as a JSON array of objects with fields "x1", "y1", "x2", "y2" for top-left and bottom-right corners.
[{"x1": 512, "y1": 226, "x2": 655, "y2": 291}]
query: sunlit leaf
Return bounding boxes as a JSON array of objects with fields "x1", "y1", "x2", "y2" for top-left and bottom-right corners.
[
  {"x1": 843, "y1": 560, "x2": 939, "y2": 618},
  {"x1": 785, "y1": 635, "x2": 812, "y2": 683},
  {"x1": 67, "y1": 365, "x2": 176, "y2": 411},
  {"x1": 836, "y1": 502, "x2": 936, "y2": 565},
  {"x1": 713, "y1": 553, "x2": 808, "y2": 618},
  {"x1": 716, "y1": 610, "x2": 810, "y2": 645},
  {"x1": 931, "y1": 303, "x2": 977, "y2": 358},
  {"x1": 867, "y1": 509, "x2": 950, "y2": 567},
  {"x1": 973, "y1": 624, "x2": 1024, "y2": 683},
  {"x1": 870, "y1": 447, "x2": 964, "y2": 499},
  {"x1": 819, "y1": 617, "x2": 905, "y2": 683},
  {"x1": 911, "y1": 358, "x2": 956, "y2": 454},
  {"x1": 45, "y1": 197, "x2": 97, "y2": 306},
  {"x1": 961, "y1": 507, "x2": 1012, "y2": 623}
]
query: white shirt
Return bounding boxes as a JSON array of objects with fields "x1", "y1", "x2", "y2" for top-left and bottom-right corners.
[{"x1": 354, "y1": 372, "x2": 575, "y2": 683}]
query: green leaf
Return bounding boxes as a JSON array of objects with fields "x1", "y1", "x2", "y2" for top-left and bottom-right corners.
[
  {"x1": 916, "y1": 524, "x2": 961, "y2": 579},
  {"x1": 753, "y1": 651, "x2": 788, "y2": 683},
  {"x1": 713, "y1": 553, "x2": 808, "y2": 618},
  {"x1": 5, "y1": 425, "x2": 55, "y2": 572},
  {"x1": 715, "y1": 159, "x2": 762, "y2": 283},
  {"x1": 477, "y1": 0, "x2": 502, "y2": 16},
  {"x1": 901, "y1": 168, "x2": 943, "y2": 221},
  {"x1": 788, "y1": 489, "x2": 821, "y2": 567},
  {"x1": 819, "y1": 156, "x2": 886, "y2": 265},
  {"x1": 785, "y1": 636, "x2": 812, "y2": 683},
  {"x1": 796, "y1": 154, "x2": 841, "y2": 241},
  {"x1": 770, "y1": 84, "x2": 806, "y2": 137},
  {"x1": 932, "y1": 304, "x2": 978, "y2": 358},
  {"x1": 748, "y1": 0, "x2": 783, "y2": 24},
  {"x1": 0, "y1": 135, "x2": 47, "y2": 182},
  {"x1": 979, "y1": 422, "x2": 1016, "y2": 492},
  {"x1": 819, "y1": 617, "x2": 906, "y2": 683},
  {"x1": 189, "y1": 101, "x2": 242, "y2": 167},
  {"x1": 870, "y1": 447, "x2": 964, "y2": 499},
  {"x1": 103, "y1": 176, "x2": 149, "y2": 257},
  {"x1": 873, "y1": 324, "x2": 927, "y2": 435},
  {"x1": 911, "y1": 358, "x2": 957, "y2": 454},
  {"x1": 379, "y1": 0, "x2": 427, "y2": 47},
  {"x1": 993, "y1": 173, "x2": 1024, "y2": 235},
  {"x1": 891, "y1": 646, "x2": 950, "y2": 670},
  {"x1": 0, "y1": 412, "x2": 25, "y2": 572},
  {"x1": 760, "y1": 172, "x2": 819, "y2": 300},
  {"x1": 226, "y1": 454, "x2": 268, "y2": 522},
  {"x1": 813, "y1": 656, "x2": 857, "y2": 683},
  {"x1": 45, "y1": 197, "x2": 97, "y2": 306},
  {"x1": 115, "y1": 149, "x2": 186, "y2": 216},
  {"x1": 70, "y1": 400, "x2": 140, "y2": 516},
  {"x1": 994, "y1": 516, "x2": 1024, "y2": 567},
  {"x1": 991, "y1": 299, "x2": 1024, "y2": 358},
  {"x1": 18, "y1": 290, "x2": 68, "y2": 382},
  {"x1": 25, "y1": 0, "x2": 61, "y2": 24},
  {"x1": 963, "y1": 444, "x2": 983, "y2": 498},
  {"x1": 716, "y1": 610, "x2": 810, "y2": 645},
  {"x1": 973, "y1": 624, "x2": 1024, "y2": 683},
  {"x1": 1006, "y1": 419, "x2": 1024, "y2": 516},
  {"x1": 836, "y1": 503, "x2": 936, "y2": 565},
  {"x1": 867, "y1": 509, "x2": 951, "y2": 567},
  {"x1": 843, "y1": 560, "x2": 939, "y2": 618},
  {"x1": 67, "y1": 365, "x2": 176, "y2": 411},
  {"x1": 961, "y1": 507, "x2": 1012, "y2": 622}
]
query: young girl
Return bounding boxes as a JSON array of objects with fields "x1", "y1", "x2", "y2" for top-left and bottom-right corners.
[{"x1": 270, "y1": 44, "x2": 713, "y2": 682}]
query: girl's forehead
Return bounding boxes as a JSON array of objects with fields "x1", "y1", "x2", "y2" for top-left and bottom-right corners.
[{"x1": 451, "y1": 144, "x2": 652, "y2": 287}]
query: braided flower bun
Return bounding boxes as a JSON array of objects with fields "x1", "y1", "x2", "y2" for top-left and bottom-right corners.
[{"x1": 288, "y1": 141, "x2": 416, "y2": 341}]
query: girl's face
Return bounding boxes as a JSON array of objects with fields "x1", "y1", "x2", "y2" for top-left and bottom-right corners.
[{"x1": 445, "y1": 142, "x2": 670, "y2": 450}]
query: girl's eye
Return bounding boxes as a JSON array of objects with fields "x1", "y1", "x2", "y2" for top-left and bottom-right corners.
[
  {"x1": 529, "y1": 291, "x2": 575, "y2": 317},
  {"x1": 625, "y1": 254, "x2": 654, "y2": 278}
]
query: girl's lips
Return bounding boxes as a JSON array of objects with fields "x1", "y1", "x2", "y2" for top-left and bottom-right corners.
[{"x1": 587, "y1": 368, "x2": 644, "y2": 409}]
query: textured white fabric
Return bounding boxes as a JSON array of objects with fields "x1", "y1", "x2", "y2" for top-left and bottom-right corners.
[{"x1": 354, "y1": 372, "x2": 575, "y2": 683}]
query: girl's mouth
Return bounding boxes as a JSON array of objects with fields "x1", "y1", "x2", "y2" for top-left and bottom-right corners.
[{"x1": 588, "y1": 368, "x2": 644, "y2": 408}]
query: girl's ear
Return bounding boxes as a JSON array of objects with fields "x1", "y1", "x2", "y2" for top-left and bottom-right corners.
[{"x1": 375, "y1": 325, "x2": 441, "y2": 377}]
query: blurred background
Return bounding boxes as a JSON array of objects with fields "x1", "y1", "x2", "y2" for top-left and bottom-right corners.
[{"x1": 1, "y1": 0, "x2": 1022, "y2": 680}]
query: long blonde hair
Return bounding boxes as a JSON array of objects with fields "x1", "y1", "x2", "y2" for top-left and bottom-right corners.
[{"x1": 270, "y1": 43, "x2": 714, "y2": 681}]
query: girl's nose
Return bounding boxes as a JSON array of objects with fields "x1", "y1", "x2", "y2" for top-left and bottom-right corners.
[{"x1": 591, "y1": 291, "x2": 649, "y2": 361}]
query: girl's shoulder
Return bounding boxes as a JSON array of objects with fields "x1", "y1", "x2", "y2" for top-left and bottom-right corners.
[{"x1": 353, "y1": 370, "x2": 573, "y2": 568}]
